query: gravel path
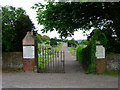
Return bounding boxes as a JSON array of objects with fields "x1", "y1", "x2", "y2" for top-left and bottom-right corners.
[{"x1": 2, "y1": 43, "x2": 118, "y2": 88}]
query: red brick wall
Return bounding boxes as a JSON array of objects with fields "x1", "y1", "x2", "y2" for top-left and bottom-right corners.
[
  {"x1": 23, "y1": 60, "x2": 33, "y2": 71},
  {"x1": 96, "y1": 59, "x2": 106, "y2": 73}
]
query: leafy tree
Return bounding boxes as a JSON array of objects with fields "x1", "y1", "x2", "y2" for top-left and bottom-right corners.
[
  {"x1": 2, "y1": 6, "x2": 35, "y2": 52},
  {"x1": 80, "y1": 40, "x2": 88, "y2": 45},
  {"x1": 56, "y1": 39, "x2": 62, "y2": 42},
  {"x1": 67, "y1": 38, "x2": 77, "y2": 47},
  {"x1": 64, "y1": 39, "x2": 68, "y2": 43},
  {"x1": 67, "y1": 40, "x2": 72, "y2": 47},
  {"x1": 88, "y1": 28, "x2": 119, "y2": 53},
  {"x1": 54, "y1": 37, "x2": 57, "y2": 41},
  {"x1": 14, "y1": 14, "x2": 35, "y2": 51},
  {"x1": 57, "y1": 42, "x2": 61, "y2": 45},
  {"x1": 50, "y1": 38, "x2": 57, "y2": 46},
  {"x1": 42, "y1": 35, "x2": 50, "y2": 41},
  {"x1": 45, "y1": 40, "x2": 50, "y2": 44},
  {"x1": 32, "y1": 2, "x2": 120, "y2": 40},
  {"x1": 32, "y1": 2, "x2": 120, "y2": 53},
  {"x1": 36, "y1": 33, "x2": 43, "y2": 43},
  {"x1": 92, "y1": 29, "x2": 107, "y2": 47}
]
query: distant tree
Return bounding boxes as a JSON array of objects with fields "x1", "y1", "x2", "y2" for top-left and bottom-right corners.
[
  {"x1": 42, "y1": 35, "x2": 50, "y2": 41},
  {"x1": 36, "y1": 33, "x2": 43, "y2": 43},
  {"x1": 67, "y1": 40, "x2": 72, "y2": 47},
  {"x1": 80, "y1": 40, "x2": 88, "y2": 45},
  {"x1": 71, "y1": 38, "x2": 76, "y2": 43},
  {"x1": 45, "y1": 40, "x2": 50, "y2": 44},
  {"x1": 2, "y1": 6, "x2": 35, "y2": 52},
  {"x1": 54, "y1": 37, "x2": 57, "y2": 40},
  {"x1": 57, "y1": 42, "x2": 61, "y2": 45},
  {"x1": 75, "y1": 41, "x2": 78, "y2": 44},
  {"x1": 50, "y1": 38, "x2": 57, "y2": 46},
  {"x1": 64, "y1": 39, "x2": 68, "y2": 43},
  {"x1": 67, "y1": 38, "x2": 77, "y2": 47}
]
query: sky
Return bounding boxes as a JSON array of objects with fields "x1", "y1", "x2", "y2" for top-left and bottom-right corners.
[{"x1": 1, "y1": 0, "x2": 92, "y2": 40}]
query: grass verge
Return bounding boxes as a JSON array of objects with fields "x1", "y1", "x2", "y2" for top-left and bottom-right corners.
[
  {"x1": 95, "y1": 70, "x2": 119, "y2": 77},
  {"x1": 68, "y1": 47, "x2": 76, "y2": 56}
]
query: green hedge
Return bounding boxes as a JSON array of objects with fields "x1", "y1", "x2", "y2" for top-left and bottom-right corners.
[
  {"x1": 76, "y1": 45, "x2": 84, "y2": 64},
  {"x1": 76, "y1": 40, "x2": 97, "y2": 74},
  {"x1": 68, "y1": 47, "x2": 76, "y2": 56},
  {"x1": 82, "y1": 40, "x2": 97, "y2": 73},
  {"x1": 76, "y1": 29, "x2": 107, "y2": 74}
]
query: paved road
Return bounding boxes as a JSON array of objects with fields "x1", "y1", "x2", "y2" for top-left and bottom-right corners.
[{"x1": 2, "y1": 43, "x2": 118, "y2": 88}]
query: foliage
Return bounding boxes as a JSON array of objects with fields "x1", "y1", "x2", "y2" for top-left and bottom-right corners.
[
  {"x1": 76, "y1": 30, "x2": 107, "y2": 73},
  {"x1": 2, "y1": 6, "x2": 35, "y2": 52},
  {"x1": 57, "y1": 42, "x2": 61, "y2": 45},
  {"x1": 75, "y1": 40, "x2": 79, "y2": 44},
  {"x1": 32, "y1": 2, "x2": 120, "y2": 53},
  {"x1": 82, "y1": 39, "x2": 97, "y2": 73},
  {"x1": 89, "y1": 29, "x2": 107, "y2": 48},
  {"x1": 67, "y1": 38, "x2": 77, "y2": 47},
  {"x1": 16, "y1": 68, "x2": 25, "y2": 72},
  {"x1": 55, "y1": 43, "x2": 63, "y2": 52},
  {"x1": 32, "y1": 2, "x2": 120, "y2": 40},
  {"x1": 95, "y1": 70, "x2": 119, "y2": 77},
  {"x1": 36, "y1": 33, "x2": 43, "y2": 43},
  {"x1": 63, "y1": 39, "x2": 68, "y2": 43},
  {"x1": 67, "y1": 40, "x2": 72, "y2": 47},
  {"x1": 56, "y1": 39, "x2": 64, "y2": 42},
  {"x1": 50, "y1": 38, "x2": 57, "y2": 46},
  {"x1": 36, "y1": 34, "x2": 50, "y2": 44},
  {"x1": 80, "y1": 40, "x2": 88, "y2": 45},
  {"x1": 88, "y1": 28, "x2": 120, "y2": 53},
  {"x1": 42, "y1": 35, "x2": 50, "y2": 41},
  {"x1": 45, "y1": 40, "x2": 50, "y2": 44},
  {"x1": 68, "y1": 47, "x2": 76, "y2": 56},
  {"x1": 76, "y1": 45, "x2": 84, "y2": 64}
]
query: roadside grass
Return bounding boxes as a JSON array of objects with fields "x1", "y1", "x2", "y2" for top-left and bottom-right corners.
[
  {"x1": 68, "y1": 47, "x2": 76, "y2": 56},
  {"x1": 95, "y1": 70, "x2": 119, "y2": 77},
  {"x1": 3, "y1": 68, "x2": 25, "y2": 72},
  {"x1": 55, "y1": 43, "x2": 63, "y2": 52}
]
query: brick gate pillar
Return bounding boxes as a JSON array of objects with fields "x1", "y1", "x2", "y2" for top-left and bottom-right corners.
[
  {"x1": 23, "y1": 32, "x2": 37, "y2": 72},
  {"x1": 95, "y1": 41, "x2": 106, "y2": 73}
]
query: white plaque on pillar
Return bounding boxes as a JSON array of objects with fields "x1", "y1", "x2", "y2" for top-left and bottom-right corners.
[
  {"x1": 23, "y1": 46, "x2": 35, "y2": 59},
  {"x1": 96, "y1": 45, "x2": 105, "y2": 59}
]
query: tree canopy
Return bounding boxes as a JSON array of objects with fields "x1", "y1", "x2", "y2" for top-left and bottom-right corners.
[
  {"x1": 67, "y1": 38, "x2": 77, "y2": 47},
  {"x1": 36, "y1": 33, "x2": 43, "y2": 43},
  {"x1": 35, "y1": 33, "x2": 50, "y2": 43},
  {"x1": 2, "y1": 6, "x2": 35, "y2": 52},
  {"x1": 42, "y1": 35, "x2": 50, "y2": 41},
  {"x1": 32, "y1": 2, "x2": 120, "y2": 53},
  {"x1": 50, "y1": 38, "x2": 57, "y2": 46},
  {"x1": 32, "y1": 2, "x2": 120, "y2": 40}
]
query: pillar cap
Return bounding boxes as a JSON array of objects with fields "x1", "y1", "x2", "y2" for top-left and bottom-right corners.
[{"x1": 23, "y1": 32, "x2": 35, "y2": 45}]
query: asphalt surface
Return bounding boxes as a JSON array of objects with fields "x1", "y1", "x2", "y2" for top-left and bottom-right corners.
[{"x1": 2, "y1": 43, "x2": 118, "y2": 88}]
